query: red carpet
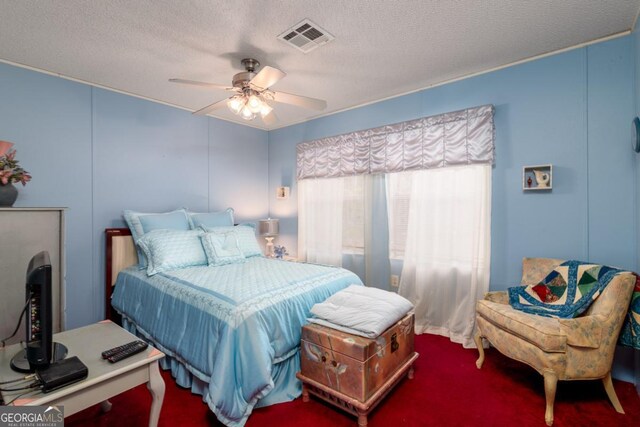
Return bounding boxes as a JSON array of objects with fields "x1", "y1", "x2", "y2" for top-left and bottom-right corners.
[{"x1": 67, "y1": 334, "x2": 640, "y2": 426}]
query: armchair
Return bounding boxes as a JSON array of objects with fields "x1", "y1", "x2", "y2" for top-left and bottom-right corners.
[{"x1": 474, "y1": 258, "x2": 635, "y2": 426}]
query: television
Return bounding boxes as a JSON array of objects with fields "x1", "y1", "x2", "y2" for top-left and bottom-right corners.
[{"x1": 10, "y1": 251, "x2": 67, "y2": 373}]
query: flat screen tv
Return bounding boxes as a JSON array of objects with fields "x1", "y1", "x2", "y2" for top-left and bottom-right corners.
[{"x1": 10, "y1": 251, "x2": 67, "y2": 373}]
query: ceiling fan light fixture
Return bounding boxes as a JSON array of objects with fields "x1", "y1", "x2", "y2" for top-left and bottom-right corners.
[
  {"x1": 259, "y1": 102, "x2": 273, "y2": 117},
  {"x1": 227, "y1": 96, "x2": 245, "y2": 114},
  {"x1": 247, "y1": 94, "x2": 263, "y2": 113},
  {"x1": 240, "y1": 105, "x2": 256, "y2": 120},
  {"x1": 171, "y1": 57, "x2": 325, "y2": 125}
]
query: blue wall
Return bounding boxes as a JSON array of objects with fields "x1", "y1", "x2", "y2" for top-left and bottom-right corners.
[
  {"x1": 0, "y1": 62, "x2": 269, "y2": 329},
  {"x1": 269, "y1": 36, "x2": 637, "y2": 381},
  {"x1": 0, "y1": 32, "x2": 637, "y2": 382},
  {"x1": 269, "y1": 35, "x2": 635, "y2": 281}
]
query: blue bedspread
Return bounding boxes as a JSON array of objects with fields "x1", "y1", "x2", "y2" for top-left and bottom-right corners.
[{"x1": 111, "y1": 257, "x2": 361, "y2": 427}]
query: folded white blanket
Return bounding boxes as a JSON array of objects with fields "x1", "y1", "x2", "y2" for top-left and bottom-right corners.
[{"x1": 308, "y1": 285, "x2": 414, "y2": 338}]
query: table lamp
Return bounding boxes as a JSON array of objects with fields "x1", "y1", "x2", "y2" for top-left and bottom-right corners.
[{"x1": 259, "y1": 218, "x2": 279, "y2": 257}]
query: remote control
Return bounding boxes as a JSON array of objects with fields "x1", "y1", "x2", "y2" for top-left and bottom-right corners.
[
  {"x1": 107, "y1": 341, "x2": 148, "y2": 363},
  {"x1": 102, "y1": 340, "x2": 146, "y2": 359}
]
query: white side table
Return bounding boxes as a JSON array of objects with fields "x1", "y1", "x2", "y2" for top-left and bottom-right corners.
[{"x1": 0, "y1": 320, "x2": 165, "y2": 427}]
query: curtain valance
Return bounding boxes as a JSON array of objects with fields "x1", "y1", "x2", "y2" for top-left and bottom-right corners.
[{"x1": 296, "y1": 104, "x2": 495, "y2": 180}]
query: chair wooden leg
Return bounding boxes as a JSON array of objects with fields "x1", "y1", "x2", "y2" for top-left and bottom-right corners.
[
  {"x1": 602, "y1": 372, "x2": 625, "y2": 414},
  {"x1": 474, "y1": 332, "x2": 485, "y2": 369},
  {"x1": 543, "y1": 371, "x2": 557, "y2": 426}
]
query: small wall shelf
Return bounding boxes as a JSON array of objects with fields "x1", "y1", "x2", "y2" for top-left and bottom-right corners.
[{"x1": 523, "y1": 165, "x2": 552, "y2": 191}]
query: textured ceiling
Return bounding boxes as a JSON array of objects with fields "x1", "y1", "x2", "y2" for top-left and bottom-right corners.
[{"x1": 1, "y1": 1, "x2": 639, "y2": 130}]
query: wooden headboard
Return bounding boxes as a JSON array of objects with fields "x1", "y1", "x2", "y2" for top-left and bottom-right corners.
[{"x1": 105, "y1": 228, "x2": 137, "y2": 321}]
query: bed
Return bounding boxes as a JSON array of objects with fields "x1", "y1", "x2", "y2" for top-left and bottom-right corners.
[{"x1": 105, "y1": 228, "x2": 362, "y2": 427}]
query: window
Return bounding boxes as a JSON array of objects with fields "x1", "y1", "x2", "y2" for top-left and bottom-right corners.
[
  {"x1": 342, "y1": 173, "x2": 410, "y2": 258},
  {"x1": 342, "y1": 175, "x2": 364, "y2": 253},
  {"x1": 386, "y1": 172, "x2": 412, "y2": 259}
]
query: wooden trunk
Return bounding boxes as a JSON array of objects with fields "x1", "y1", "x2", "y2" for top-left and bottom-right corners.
[{"x1": 300, "y1": 312, "x2": 415, "y2": 403}]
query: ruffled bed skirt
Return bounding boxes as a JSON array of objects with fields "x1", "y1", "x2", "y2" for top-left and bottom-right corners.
[{"x1": 121, "y1": 318, "x2": 302, "y2": 412}]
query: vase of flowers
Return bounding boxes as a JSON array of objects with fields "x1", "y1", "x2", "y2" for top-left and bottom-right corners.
[{"x1": 0, "y1": 148, "x2": 31, "y2": 207}]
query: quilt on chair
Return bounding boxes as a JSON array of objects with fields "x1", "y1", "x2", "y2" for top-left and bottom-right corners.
[{"x1": 508, "y1": 260, "x2": 640, "y2": 350}]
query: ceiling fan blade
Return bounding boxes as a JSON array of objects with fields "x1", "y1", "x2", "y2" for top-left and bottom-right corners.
[
  {"x1": 193, "y1": 98, "x2": 229, "y2": 116},
  {"x1": 273, "y1": 91, "x2": 327, "y2": 111},
  {"x1": 169, "y1": 78, "x2": 232, "y2": 91},
  {"x1": 250, "y1": 66, "x2": 286, "y2": 90},
  {"x1": 261, "y1": 110, "x2": 278, "y2": 126}
]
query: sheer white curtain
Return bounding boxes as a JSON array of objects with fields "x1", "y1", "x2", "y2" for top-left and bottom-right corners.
[
  {"x1": 298, "y1": 178, "x2": 344, "y2": 266},
  {"x1": 396, "y1": 164, "x2": 492, "y2": 348}
]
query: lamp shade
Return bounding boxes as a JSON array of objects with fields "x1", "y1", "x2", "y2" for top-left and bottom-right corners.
[{"x1": 259, "y1": 218, "x2": 279, "y2": 236}]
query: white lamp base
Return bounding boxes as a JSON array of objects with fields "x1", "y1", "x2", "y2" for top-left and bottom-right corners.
[{"x1": 265, "y1": 237, "x2": 275, "y2": 257}]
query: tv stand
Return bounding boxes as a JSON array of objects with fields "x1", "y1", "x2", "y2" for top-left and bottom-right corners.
[
  {"x1": 0, "y1": 321, "x2": 165, "y2": 427},
  {"x1": 10, "y1": 342, "x2": 68, "y2": 373}
]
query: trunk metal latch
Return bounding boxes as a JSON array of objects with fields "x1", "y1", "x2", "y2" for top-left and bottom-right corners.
[{"x1": 391, "y1": 333, "x2": 399, "y2": 353}]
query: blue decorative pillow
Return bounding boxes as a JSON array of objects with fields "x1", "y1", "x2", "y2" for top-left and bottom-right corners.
[
  {"x1": 201, "y1": 225, "x2": 263, "y2": 258},
  {"x1": 123, "y1": 209, "x2": 191, "y2": 267},
  {"x1": 189, "y1": 208, "x2": 234, "y2": 229},
  {"x1": 137, "y1": 229, "x2": 207, "y2": 276},
  {"x1": 200, "y1": 230, "x2": 246, "y2": 266}
]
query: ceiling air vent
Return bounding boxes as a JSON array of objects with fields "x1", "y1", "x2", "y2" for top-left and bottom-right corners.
[{"x1": 277, "y1": 19, "x2": 334, "y2": 53}]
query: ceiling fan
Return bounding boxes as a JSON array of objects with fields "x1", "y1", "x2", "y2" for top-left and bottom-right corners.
[{"x1": 169, "y1": 58, "x2": 327, "y2": 125}]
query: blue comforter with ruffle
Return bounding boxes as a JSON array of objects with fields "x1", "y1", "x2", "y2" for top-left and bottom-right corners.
[{"x1": 111, "y1": 257, "x2": 361, "y2": 427}]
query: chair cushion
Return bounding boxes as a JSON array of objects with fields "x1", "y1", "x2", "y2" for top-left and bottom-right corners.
[
  {"x1": 558, "y1": 316, "x2": 603, "y2": 348},
  {"x1": 477, "y1": 299, "x2": 567, "y2": 353},
  {"x1": 484, "y1": 291, "x2": 509, "y2": 305}
]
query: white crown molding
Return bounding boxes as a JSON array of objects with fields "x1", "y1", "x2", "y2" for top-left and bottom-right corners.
[
  {"x1": 0, "y1": 57, "x2": 268, "y2": 131},
  {"x1": 269, "y1": 29, "x2": 632, "y2": 131}
]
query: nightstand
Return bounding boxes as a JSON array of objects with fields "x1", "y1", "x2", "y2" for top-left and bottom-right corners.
[{"x1": 0, "y1": 320, "x2": 165, "y2": 427}]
